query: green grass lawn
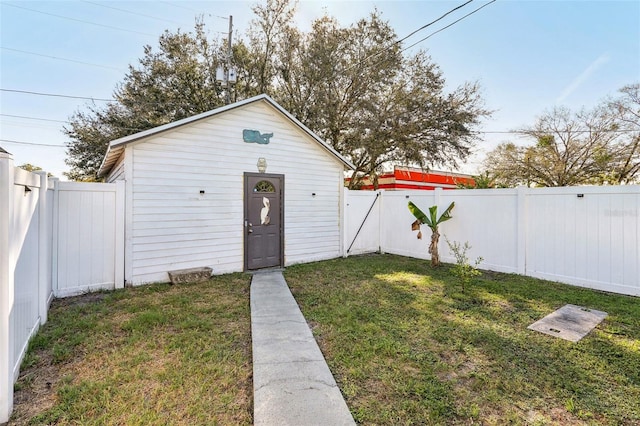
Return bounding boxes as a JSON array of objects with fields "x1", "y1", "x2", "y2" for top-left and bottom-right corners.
[
  {"x1": 10, "y1": 274, "x2": 253, "y2": 426},
  {"x1": 11, "y1": 254, "x2": 639, "y2": 425},
  {"x1": 285, "y1": 254, "x2": 640, "y2": 425}
]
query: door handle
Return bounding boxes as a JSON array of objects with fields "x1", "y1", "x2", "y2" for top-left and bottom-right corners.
[{"x1": 247, "y1": 222, "x2": 253, "y2": 234}]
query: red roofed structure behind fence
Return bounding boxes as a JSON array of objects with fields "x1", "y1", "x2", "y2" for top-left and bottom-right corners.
[{"x1": 347, "y1": 166, "x2": 475, "y2": 190}]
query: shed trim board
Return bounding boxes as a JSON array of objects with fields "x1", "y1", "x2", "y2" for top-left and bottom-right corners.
[{"x1": 101, "y1": 95, "x2": 351, "y2": 285}]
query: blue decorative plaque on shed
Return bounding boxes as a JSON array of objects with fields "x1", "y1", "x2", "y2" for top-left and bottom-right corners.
[{"x1": 243, "y1": 129, "x2": 273, "y2": 145}]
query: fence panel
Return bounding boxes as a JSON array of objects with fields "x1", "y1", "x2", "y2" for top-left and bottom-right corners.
[
  {"x1": 54, "y1": 182, "x2": 124, "y2": 297},
  {"x1": 1, "y1": 158, "x2": 48, "y2": 423},
  {"x1": 346, "y1": 185, "x2": 639, "y2": 297},
  {"x1": 343, "y1": 189, "x2": 380, "y2": 255},
  {"x1": 379, "y1": 190, "x2": 435, "y2": 260},
  {"x1": 525, "y1": 186, "x2": 640, "y2": 296},
  {"x1": 12, "y1": 169, "x2": 41, "y2": 381},
  {"x1": 437, "y1": 189, "x2": 521, "y2": 274},
  {"x1": 1, "y1": 153, "x2": 125, "y2": 422}
]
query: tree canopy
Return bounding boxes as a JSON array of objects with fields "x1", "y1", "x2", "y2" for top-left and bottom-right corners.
[
  {"x1": 483, "y1": 83, "x2": 640, "y2": 187},
  {"x1": 64, "y1": 0, "x2": 490, "y2": 182},
  {"x1": 64, "y1": 20, "x2": 227, "y2": 180}
]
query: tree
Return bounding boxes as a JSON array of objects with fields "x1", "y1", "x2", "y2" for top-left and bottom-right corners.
[
  {"x1": 271, "y1": 11, "x2": 489, "y2": 188},
  {"x1": 18, "y1": 163, "x2": 53, "y2": 177},
  {"x1": 484, "y1": 100, "x2": 637, "y2": 186},
  {"x1": 484, "y1": 94, "x2": 639, "y2": 187},
  {"x1": 18, "y1": 163, "x2": 42, "y2": 172},
  {"x1": 64, "y1": 20, "x2": 226, "y2": 181},
  {"x1": 238, "y1": 0, "x2": 297, "y2": 97},
  {"x1": 604, "y1": 83, "x2": 640, "y2": 184},
  {"x1": 408, "y1": 201, "x2": 454, "y2": 267},
  {"x1": 64, "y1": 2, "x2": 489, "y2": 182},
  {"x1": 456, "y1": 171, "x2": 501, "y2": 189}
]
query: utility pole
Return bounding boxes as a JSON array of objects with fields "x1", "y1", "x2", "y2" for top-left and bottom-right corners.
[
  {"x1": 226, "y1": 15, "x2": 233, "y2": 105},
  {"x1": 215, "y1": 15, "x2": 235, "y2": 105}
]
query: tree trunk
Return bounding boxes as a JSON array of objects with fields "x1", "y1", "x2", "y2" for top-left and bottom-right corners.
[{"x1": 429, "y1": 227, "x2": 440, "y2": 267}]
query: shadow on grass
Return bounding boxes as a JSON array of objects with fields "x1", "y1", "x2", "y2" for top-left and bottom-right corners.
[
  {"x1": 11, "y1": 275, "x2": 253, "y2": 426},
  {"x1": 285, "y1": 253, "x2": 640, "y2": 425}
]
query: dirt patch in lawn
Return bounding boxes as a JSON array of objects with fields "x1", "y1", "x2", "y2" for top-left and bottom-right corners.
[{"x1": 10, "y1": 352, "x2": 59, "y2": 425}]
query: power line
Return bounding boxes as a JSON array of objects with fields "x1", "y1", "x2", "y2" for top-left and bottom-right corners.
[
  {"x1": 0, "y1": 139, "x2": 66, "y2": 148},
  {"x1": 351, "y1": 1, "x2": 496, "y2": 76},
  {"x1": 476, "y1": 129, "x2": 639, "y2": 135},
  {"x1": 0, "y1": 114, "x2": 149, "y2": 133},
  {"x1": 1, "y1": 88, "x2": 112, "y2": 102},
  {"x1": 401, "y1": 1, "x2": 497, "y2": 53},
  {"x1": 3, "y1": 2, "x2": 157, "y2": 38},
  {"x1": 159, "y1": 1, "x2": 199, "y2": 13},
  {"x1": 0, "y1": 87, "x2": 228, "y2": 110},
  {"x1": 0, "y1": 114, "x2": 68, "y2": 124},
  {"x1": 2, "y1": 112, "x2": 635, "y2": 136},
  {"x1": 1, "y1": 46, "x2": 125, "y2": 72},
  {"x1": 345, "y1": 0, "x2": 475, "y2": 72},
  {"x1": 81, "y1": 1, "x2": 183, "y2": 25},
  {"x1": 398, "y1": 0, "x2": 474, "y2": 45},
  {"x1": 159, "y1": 1, "x2": 228, "y2": 20}
]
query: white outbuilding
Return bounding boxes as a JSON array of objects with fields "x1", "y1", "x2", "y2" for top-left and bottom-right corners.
[{"x1": 98, "y1": 94, "x2": 354, "y2": 285}]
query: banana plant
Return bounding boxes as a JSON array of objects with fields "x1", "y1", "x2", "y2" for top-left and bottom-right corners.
[{"x1": 408, "y1": 201, "x2": 455, "y2": 267}]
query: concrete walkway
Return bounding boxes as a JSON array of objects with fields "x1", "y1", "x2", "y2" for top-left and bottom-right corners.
[{"x1": 251, "y1": 271, "x2": 355, "y2": 426}]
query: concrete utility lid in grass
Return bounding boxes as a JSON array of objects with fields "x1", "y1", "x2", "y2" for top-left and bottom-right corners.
[{"x1": 528, "y1": 304, "x2": 608, "y2": 342}]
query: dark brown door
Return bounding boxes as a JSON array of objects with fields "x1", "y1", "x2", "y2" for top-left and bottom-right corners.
[{"x1": 244, "y1": 173, "x2": 284, "y2": 270}]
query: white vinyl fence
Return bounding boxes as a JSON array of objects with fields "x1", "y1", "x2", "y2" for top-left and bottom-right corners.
[
  {"x1": 2, "y1": 146, "x2": 638, "y2": 422},
  {"x1": 1, "y1": 152, "x2": 124, "y2": 423},
  {"x1": 344, "y1": 186, "x2": 640, "y2": 297}
]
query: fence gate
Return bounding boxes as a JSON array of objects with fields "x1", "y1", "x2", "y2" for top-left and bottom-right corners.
[{"x1": 53, "y1": 181, "x2": 125, "y2": 297}]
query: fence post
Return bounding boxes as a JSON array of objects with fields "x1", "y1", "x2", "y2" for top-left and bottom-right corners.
[
  {"x1": 434, "y1": 187, "x2": 443, "y2": 263},
  {"x1": 434, "y1": 187, "x2": 442, "y2": 207},
  {"x1": 36, "y1": 171, "x2": 49, "y2": 325},
  {"x1": 0, "y1": 151, "x2": 15, "y2": 423},
  {"x1": 51, "y1": 178, "x2": 60, "y2": 297},
  {"x1": 114, "y1": 180, "x2": 125, "y2": 289},
  {"x1": 516, "y1": 186, "x2": 527, "y2": 275},
  {"x1": 343, "y1": 188, "x2": 349, "y2": 258},
  {"x1": 378, "y1": 191, "x2": 385, "y2": 254}
]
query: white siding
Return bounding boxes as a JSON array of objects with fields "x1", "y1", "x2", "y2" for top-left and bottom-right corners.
[{"x1": 128, "y1": 101, "x2": 344, "y2": 284}]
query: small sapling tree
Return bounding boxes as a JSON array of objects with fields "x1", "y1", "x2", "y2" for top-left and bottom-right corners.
[
  {"x1": 445, "y1": 237, "x2": 483, "y2": 293},
  {"x1": 408, "y1": 201, "x2": 454, "y2": 267}
]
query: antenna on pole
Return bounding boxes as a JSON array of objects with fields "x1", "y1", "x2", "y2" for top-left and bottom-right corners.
[{"x1": 216, "y1": 15, "x2": 236, "y2": 105}]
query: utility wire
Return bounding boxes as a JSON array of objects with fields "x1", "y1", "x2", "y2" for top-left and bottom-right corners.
[
  {"x1": 1, "y1": 88, "x2": 112, "y2": 102},
  {"x1": 160, "y1": 1, "x2": 198, "y2": 12},
  {"x1": 0, "y1": 139, "x2": 66, "y2": 147},
  {"x1": 1, "y1": 46, "x2": 125, "y2": 72},
  {"x1": 398, "y1": 0, "x2": 474, "y2": 45},
  {"x1": 349, "y1": 1, "x2": 495, "y2": 74},
  {"x1": 2, "y1": 113, "x2": 635, "y2": 136},
  {"x1": 81, "y1": 1, "x2": 183, "y2": 25},
  {"x1": 345, "y1": 0, "x2": 474, "y2": 72},
  {"x1": 1, "y1": 87, "x2": 229, "y2": 110},
  {"x1": 159, "y1": 1, "x2": 228, "y2": 20},
  {"x1": 3, "y1": 3, "x2": 157, "y2": 37},
  {"x1": 0, "y1": 115, "x2": 149, "y2": 133},
  {"x1": 0, "y1": 114, "x2": 68, "y2": 123},
  {"x1": 401, "y1": 1, "x2": 496, "y2": 53}
]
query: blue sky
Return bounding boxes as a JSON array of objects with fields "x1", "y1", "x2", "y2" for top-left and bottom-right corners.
[{"x1": 1, "y1": 0, "x2": 639, "y2": 178}]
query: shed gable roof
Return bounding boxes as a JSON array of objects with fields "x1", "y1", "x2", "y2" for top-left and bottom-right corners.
[{"x1": 98, "y1": 94, "x2": 354, "y2": 177}]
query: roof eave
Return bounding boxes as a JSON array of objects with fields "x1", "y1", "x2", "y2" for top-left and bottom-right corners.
[{"x1": 97, "y1": 94, "x2": 354, "y2": 177}]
